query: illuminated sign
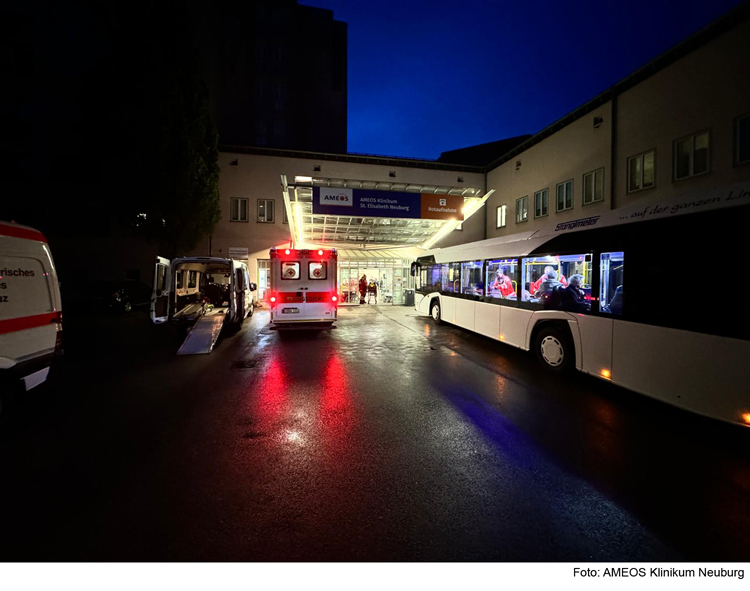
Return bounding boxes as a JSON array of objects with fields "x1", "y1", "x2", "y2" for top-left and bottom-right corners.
[{"x1": 312, "y1": 188, "x2": 464, "y2": 220}]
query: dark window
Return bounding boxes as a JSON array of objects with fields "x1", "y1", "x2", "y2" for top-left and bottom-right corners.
[
  {"x1": 674, "y1": 131, "x2": 709, "y2": 180},
  {"x1": 556, "y1": 180, "x2": 573, "y2": 212},
  {"x1": 515, "y1": 196, "x2": 528, "y2": 223},
  {"x1": 258, "y1": 199, "x2": 275, "y2": 223},
  {"x1": 583, "y1": 169, "x2": 604, "y2": 205},
  {"x1": 600, "y1": 252, "x2": 624, "y2": 315},
  {"x1": 628, "y1": 151, "x2": 655, "y2": 193},
  {"x1": 534, "y1": 189, "x2": 548, "y2": 218},
  {"x1": 230, "y1": 198, "x2": 249, "y2": 222}
]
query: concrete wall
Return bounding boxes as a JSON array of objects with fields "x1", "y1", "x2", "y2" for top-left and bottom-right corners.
[
  {"x1": 485, "y1": 101, "x2": 612, "y2": 239},
  {"x1": 615, "y1": 20, "x2": 750, "y2": 208}
]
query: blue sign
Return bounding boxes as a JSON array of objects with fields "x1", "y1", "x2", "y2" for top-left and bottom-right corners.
[{"x1": 313, "y1": 187, "x2": 422, "y2": 219}]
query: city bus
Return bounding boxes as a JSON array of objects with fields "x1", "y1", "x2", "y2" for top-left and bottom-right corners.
[
  {"x1": 412, "y1": 183, "x2": 750, "y2": 428},
  {"x1": 268, "y1": 247, "x2": 339, "y2": 328}
]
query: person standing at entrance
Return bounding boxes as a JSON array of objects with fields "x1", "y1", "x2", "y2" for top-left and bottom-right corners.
[
  {"x1": 359, "y1": 275, "x2": 367, "y2": 304},
  {"x1": 368, "y1": 279, "x2": 378, "y2": 304}
]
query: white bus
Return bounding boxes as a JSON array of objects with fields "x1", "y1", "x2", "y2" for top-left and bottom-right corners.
[
  {"x1": 413, "y1": 184, "x2": 750, "y2": 428},
  {"x1": 268, "y1": 247, "x2": 339, "y2": 328}
]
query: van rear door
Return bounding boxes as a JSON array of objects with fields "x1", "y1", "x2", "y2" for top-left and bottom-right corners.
[{"x1": 150, "y1": 256, "x2": 171, "y2": 324}]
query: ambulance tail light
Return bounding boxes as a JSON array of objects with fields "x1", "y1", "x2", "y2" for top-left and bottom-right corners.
[
  {"x1": 269, "y1": 295, "x2": 277, "y2": 304},
  {"x1": 331, "y1": 294, "x2": 338, "y2": 304}
]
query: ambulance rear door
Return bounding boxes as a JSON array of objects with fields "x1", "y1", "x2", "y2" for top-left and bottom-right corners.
[{"x1": 150, "y1": 256, "x2": 171, "y2": 324}]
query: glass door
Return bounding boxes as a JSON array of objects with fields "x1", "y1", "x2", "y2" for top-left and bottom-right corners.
[{"x1": 258, "y1": 259, "x2": 271, "y2": 302}]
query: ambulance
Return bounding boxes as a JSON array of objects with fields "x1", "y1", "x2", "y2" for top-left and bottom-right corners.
[
  {"x1": 268, "y1": 247, "x2": 338, "y2": 328},
  {"x1": 0, "y1": 222, "x2": 63, "y2": 411}
]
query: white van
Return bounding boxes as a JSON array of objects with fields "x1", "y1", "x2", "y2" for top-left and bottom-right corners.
[
  {"x1": 150, "y1": 256, "x2": 256, "y2": 328},
  {"x1": 0, "y1": 222, "x2": 63, "y2": 409}
]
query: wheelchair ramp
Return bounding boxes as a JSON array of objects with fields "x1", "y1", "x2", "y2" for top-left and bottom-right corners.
[{"x1": 177, "y1": 311, "x2": 226, "y2": 355}]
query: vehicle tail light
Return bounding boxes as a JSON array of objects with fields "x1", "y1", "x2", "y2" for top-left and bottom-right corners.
[
  {"x1": 284, "y1": 249, "x2": 291, "y2": 255},
  {"x1": 318, "y1": 250, "x2": 324, "y2": 256},
  {"x1": 270, "y1": 295, "x2": 276, "y2": 303},
  {"x1": 331, "y1": 294, "x2": 338, "y2": 303}
]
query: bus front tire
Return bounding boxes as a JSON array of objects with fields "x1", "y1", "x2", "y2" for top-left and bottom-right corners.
[
  {"x1": 431, "y1": 300, "x2": 443, "y2": 325},
  {"x1": 534, "y1": 325, "x2": 574, "y2": 372}
]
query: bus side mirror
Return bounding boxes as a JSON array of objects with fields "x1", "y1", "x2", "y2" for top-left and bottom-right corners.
[
  {"x1": 410, "y1": 262, "x2": 419, "y2": 277},
  {"x1": 249, "y1": 282, "x2": 257, "y2": 291}
]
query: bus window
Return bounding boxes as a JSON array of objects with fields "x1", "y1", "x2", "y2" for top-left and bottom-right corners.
[
  {"x1": 486, "y1": 259, "x2": 518, "y2": 300},
  {"x1": 443, "y1": 263, "x2": 460, "y2": 293},
  {"x1": 600, "y1": 252, "x2": 624, "y2": 315},
  {"x1": 281, "y1": 262, "x2": 300, "y2": 279},
  {"x1": 461, "y1": 261, "x2": 483, "y2": 295},
  {"x1": 309, "y1": 261, "x2": 326, "y2": 280},
  {"x1": 522, "y1": 254, "x2": 592, "y2": 309}
]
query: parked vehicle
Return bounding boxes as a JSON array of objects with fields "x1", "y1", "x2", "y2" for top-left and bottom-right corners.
[
  {"x1": 268, "y1": 247, "x2": 338, "y2": 329},
  {"x1": 150, "y1": 256, "x2": 256, "y2": 328},
  {"x1": 65, "y1": 279, "x2": 152, "y2": 314},
  {"x1": 0, "y1": 221, "x2": 63, "y2": 413}
]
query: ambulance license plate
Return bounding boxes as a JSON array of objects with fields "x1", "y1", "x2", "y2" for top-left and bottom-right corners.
[{"x1": 282, "y1": 308, "x2": 299, "y2": 314}]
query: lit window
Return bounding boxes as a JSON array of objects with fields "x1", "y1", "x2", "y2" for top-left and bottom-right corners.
[
  {"x1": 521, "y1": 254, "x2": 592, "y2": 312},
  {"x1": 230, "y1": 198, "x2": 249, "y2": 222},
  {"x1": 515, "y1": 196, "x2": 528, "y2": 223},
  {"x1": 309, "y1": 261, "x2": 326, "y2": 280},
  {"x1": 281, "y1": 262, "x2": 299, "y2": 280},
  {"x1": 674, "y1": 131, "x2": 710, "y2": 180},
  {"x1": 627, "y1": 151, "x2": 655, "y2": 193},
  {"x1": 534, "y1": 189, "x2": 548, "y2": 218},
  {"x1": 600, "y1": 252, "x2": 624, "y2": 315},
  {"x1": 556, "y1": 180, "x2": 573, "y2": 212},
  {"x1": 583, "y1": 168, "x2": 605, "y2": 205},
  {"x1": 496, "y1": 204, "x2": 507, "y2": 228},
  {"x1": 258, "y1": 199, "x2": 275, "y2": 223},
  {"x1": 460, "y1": 261, "x2": 483, "y2": 296},
  {"x1": 486, "y1": 259, "x2": 518, "y2": 300}
]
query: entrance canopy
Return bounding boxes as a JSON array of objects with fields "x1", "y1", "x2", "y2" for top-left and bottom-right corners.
[{"x1": 282, "y1": 175, "x2": 493, "y2": 250}]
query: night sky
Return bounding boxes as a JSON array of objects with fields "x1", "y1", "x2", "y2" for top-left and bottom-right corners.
[{"x1": 301, "y1": 0, "x2": 745, "y2": 160}]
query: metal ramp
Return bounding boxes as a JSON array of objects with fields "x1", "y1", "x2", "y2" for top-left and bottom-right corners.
[{"x1": 177, "y1": 311, "x2": 226, "y2": 355}]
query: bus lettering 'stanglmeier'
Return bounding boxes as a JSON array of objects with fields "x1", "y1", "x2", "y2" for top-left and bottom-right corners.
[
  {"x1": 268, "y1": 247, "x2": 338, "y2": 328},
  {"x1": 412, "y1": 183, "x2": 750, "y2": 428}
]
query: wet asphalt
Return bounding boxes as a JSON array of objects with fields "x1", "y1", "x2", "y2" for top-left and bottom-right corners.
[{"x1": 0, "y1": 304, "x2": 748, "y2": 561}]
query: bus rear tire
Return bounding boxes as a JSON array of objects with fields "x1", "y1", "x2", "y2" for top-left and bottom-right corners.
[
  {"x1": 534, "y1": 325, "x2": 574, "y2": 372},
  {"x1": 431, "y1": 300, "x2": 443, "y2": 325}
]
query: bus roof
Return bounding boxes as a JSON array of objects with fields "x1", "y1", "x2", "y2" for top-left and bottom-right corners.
[{"x1": 420, "y1": 182, "x2": 749, "y2": 264}]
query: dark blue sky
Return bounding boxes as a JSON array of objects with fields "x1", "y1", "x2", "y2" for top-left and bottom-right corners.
[{"x1": 301, "y1": 0, "x2": 744, "y2": 160}]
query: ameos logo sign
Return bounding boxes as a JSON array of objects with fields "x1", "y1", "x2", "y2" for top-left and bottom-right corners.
[{"x1": 319, "y1": 188, "x2": 353, "y2": 207}]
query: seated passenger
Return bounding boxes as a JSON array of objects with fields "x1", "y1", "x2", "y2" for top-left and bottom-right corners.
[
  {"x1": 531, "y1": 265, "x2": 567, "y2": 294},
  {"x1": 491, "y1": 269, "x2": 515, "y2": 298},
  {"x1": 559, "y1": 274, "x2": 590, "y2": 312},
  {"x1": 608, "y1": 285, "x2": 623, "y2": 315},
  {"x1": 535, "y1": 270, "x2": 561, "y2": 298},
  {"x1": 521, "y1": 282, "x2": 532, "y2": 302}
]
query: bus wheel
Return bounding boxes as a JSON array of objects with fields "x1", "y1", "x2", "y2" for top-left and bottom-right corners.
[
  {"x1": 431, "y1": 300, "x2": 443, "y2": 325},
  {"x1": 535, "y1": 325, "x2": 573, "y2": 372}
]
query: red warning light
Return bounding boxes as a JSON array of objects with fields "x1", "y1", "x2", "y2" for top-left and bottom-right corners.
[
  {"x1": 318, "y1": 250, "x2": 324, "y2": 256},
  {"x1": 270, "y1": 296, "x2": 276, "y2": 303},
  {"x1": 332, "y1": 295, "x2": 338, "y2": 302},
  {"x1": 284, "y1": 249, "x2": 291, "y2": 255}
]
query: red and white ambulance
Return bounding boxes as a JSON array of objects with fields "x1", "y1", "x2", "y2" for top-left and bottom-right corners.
[
  {"x1": 0, "y1": 222, "x2": 63, "y2": 411},
  {"x1": 268, "y1": 247, "x2": 338, "y2": 328}
]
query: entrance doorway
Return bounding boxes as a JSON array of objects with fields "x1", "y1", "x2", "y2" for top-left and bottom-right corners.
[
  {"x1": 258, "y1": 259, "x2": 271, "y2": 302},
  {"x1": 338, "y1": 259, "x2": 412, "y2": 305}
]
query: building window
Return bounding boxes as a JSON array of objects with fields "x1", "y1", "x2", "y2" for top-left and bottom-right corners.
[
  {"x1": 582, "y1": 168, "x2": 605, "y2": 205},
  {"x1": 230, "y1": 198, "x2": 249, "y2": 222},
  {"x1": 674, "y1": 131, "x2": 710, "y2": 180},
  {"x1": 534, "y1": 189, "x2": 548, "y2": 218},
  {"x1": 736, "y1": 115, "x2": 750, "y2": 165},
  {"x1": 515, "y1": 196, "x2": 528, "y2": 223},
  {"x1": 556, "y1": 180, "x2": 573, "y2": 212},
  {"x1": 258, "y1": 199, "x2": 275, "y2": 223},
  {"x1": 627, "y1": 150, "x2": 655, "y2": 193},
  {"x1": 496, "y1": 204, "x2": 507, "y2": 228}
]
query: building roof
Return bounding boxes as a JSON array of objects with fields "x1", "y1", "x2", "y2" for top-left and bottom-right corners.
[{"x1": 437, "y1": 135, "x2": 532, "y2": 167}]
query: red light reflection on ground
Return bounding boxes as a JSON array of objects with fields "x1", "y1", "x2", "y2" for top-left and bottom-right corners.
[
  {"x1": 321, "y1": 355, "x2": 352, "y2": 425},
  {"x1": 254, "y1": 358, "x2": 288, "y2": 422}
]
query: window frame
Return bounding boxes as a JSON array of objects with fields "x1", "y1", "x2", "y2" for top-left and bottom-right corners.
[
  {"x1": 627, "y1": 149, "x2": 656, "y2": 194},
  {"x1": 308, "y1": 261, "x2": 327, "y2": 280},
  {"x1": 230, "y1": 197, "x2": 249, "y2": 222},
  {"x1": 534, "y1": 188, "x2": 549, "y2": 218},
  {"x1": 496, "y1": 204, "x2": 507, "y2": 228},
  {"x1": 257, "y1": 199, "x2": 275, "y2": 223},
  {"x1": 280, "y1": 261, "x2": 300, "y2": 280},
  {"x1": 556, "y1": 180, "x2": 574, "y2": 213},
  {"x1": 582, "y1": 168, "x2": 605, "y2": 206},
  {"x1": 515, "y1": 196, "x2": 529, "y2": 223},
  {"x1": 735, "y1": 114, "x2": 750, "y2": 166},
  {"x1": 673, "y1": 129, "x2": 711, "y2": 181}
]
